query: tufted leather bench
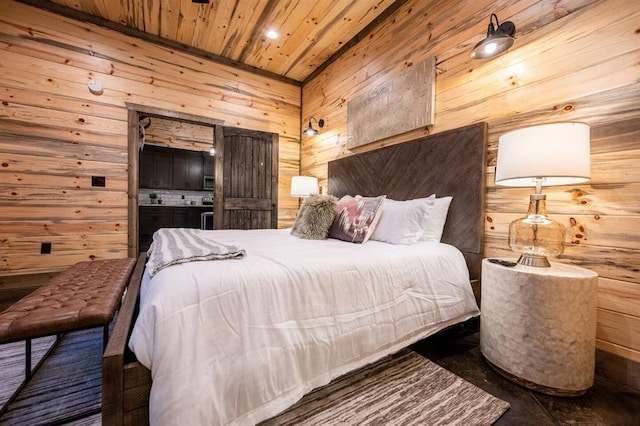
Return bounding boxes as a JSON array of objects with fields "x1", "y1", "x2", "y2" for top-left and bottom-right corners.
[{"x1": 0, "y1": 258, "x2": 136, "y2": 385}]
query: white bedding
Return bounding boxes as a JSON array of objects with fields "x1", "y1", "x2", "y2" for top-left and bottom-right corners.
[{"x1": 129, "y1": 228, "x2": 480, "y2": 426}]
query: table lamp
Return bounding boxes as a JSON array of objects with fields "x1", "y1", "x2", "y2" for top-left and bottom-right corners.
[
  {"x1": 290, "y1": 176, "x2": 318, "y2": 197},
  {"x1": 495, "y1": 122, "x2": 591, "y2": 267}
]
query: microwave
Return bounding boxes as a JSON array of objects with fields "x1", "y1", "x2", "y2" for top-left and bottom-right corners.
[{"x1": 203, "y1": 175, "x2": 214, "y2": 190}]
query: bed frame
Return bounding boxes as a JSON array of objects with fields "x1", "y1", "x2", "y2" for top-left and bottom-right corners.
[
  {"x1": 329, "y1": 122, "x2": 487, "y2": 279},
  {"x1": 102, "y1": 122, "x2": 488, "y2": 425}
]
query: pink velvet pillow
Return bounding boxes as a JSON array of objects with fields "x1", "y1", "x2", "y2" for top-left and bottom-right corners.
[{"x1": 329, "y1": 195, "x2": 386, "y2": 243}]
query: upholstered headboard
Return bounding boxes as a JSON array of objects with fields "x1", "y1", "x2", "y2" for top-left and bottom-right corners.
[{"x1": 328, "y1": 122, "x2": 488, "y2": 279}]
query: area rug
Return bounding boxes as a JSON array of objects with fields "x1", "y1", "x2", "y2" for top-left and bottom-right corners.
[
  {"x1": 261, "y1": 349, "x2": 510, "y2": 426},
  {"x1": 0, "y1": 329, "x2": 102, "y2": 425}
]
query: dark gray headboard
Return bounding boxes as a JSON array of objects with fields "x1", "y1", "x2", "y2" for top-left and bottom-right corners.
[{"x1": 327, "y1": 123, "x2": 488, "y2": 279}]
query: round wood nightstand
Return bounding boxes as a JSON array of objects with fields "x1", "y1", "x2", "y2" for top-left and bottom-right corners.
[{"x1": 480, "y1": 258, "x2": 598, "y2": 396}]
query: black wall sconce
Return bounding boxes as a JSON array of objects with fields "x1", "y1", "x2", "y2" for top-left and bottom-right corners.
[
  {"x1": 470, "y1": 13, "x2": 516, "y2": 59},
  {"x1": 304, "y1": 117, "x2": 325, "y2": 136}
]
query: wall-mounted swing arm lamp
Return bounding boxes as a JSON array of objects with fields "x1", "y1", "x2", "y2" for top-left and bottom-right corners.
[
  {"x1": 470, "y1": 13, "x2": 516, "y2": 59},
  {"x1": 304, "y1": 117, "x2": 325, "y2": 136}
]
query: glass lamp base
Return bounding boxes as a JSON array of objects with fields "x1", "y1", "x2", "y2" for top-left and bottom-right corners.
[
  {"x1": 517, "y1": 254, "x2": 551, "y2": 268},
  {"x1": 509, "y1": 194, "x2": 564, "y2": 268}
]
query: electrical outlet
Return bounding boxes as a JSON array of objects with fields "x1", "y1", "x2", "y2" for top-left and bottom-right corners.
[
  {"x1": 91, "y1": 176, "x2": 106, "y2": 187},
  {"x1": 41, "y1": 242, "x2": 52, "y2": 254}
]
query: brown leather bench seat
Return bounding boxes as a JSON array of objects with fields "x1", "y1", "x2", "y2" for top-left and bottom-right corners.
[
  {"x1": 0, "y1": 258, "x2": 136, "y2": 344},
  {"x1": 0, "y1": 257, "x2": 137, "y2": 417}
]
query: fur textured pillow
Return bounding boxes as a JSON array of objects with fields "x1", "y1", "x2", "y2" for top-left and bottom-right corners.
[{"x1": 291, "y1": 194, "x2": 338, "y2": 240}]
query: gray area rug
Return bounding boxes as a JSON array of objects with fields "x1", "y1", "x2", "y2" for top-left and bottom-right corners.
[
  {"x1": 0, "y1": 329, "x2": 102, "y2": 426},
  {"x1": 261, "y1": 349, "x2": 510, "y2": 426},
  {"x1": 1, "y1": 331, "x2": 508, "y2": 425}
]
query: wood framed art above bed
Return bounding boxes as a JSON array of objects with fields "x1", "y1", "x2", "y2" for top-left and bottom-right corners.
[{"x1": 328, "y1": 122, "x2": 488, "y2": 279}]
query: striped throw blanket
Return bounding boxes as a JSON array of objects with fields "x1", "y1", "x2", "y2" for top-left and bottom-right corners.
[{"x1": 146, "y1": 228, "x2": 245, "y2": 276}]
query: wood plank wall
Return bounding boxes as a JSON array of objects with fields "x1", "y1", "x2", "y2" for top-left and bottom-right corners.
[
  {"x1": 301, "y1": 0, "x2": 640, "y2": 383},
  {"x1": 140, "y1": 116, "x2": 214, "y2": 152},
  {"x1": 0, "y1": 0, "x2": 301, "y2": 297}
]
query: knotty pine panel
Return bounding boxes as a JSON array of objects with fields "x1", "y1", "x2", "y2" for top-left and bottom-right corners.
[
  {"x1": 301, "y1": 0, "x2": 640, "y2": 370},
  {"x1": 2, "y1": 248, "x2": 129, "y2": 273},
  {"x1": 485, "y1": 184, "x2": 640, "y2": 216},
  {"x1": 597, "y1": 309, "x2": 640, "y2": 354},
  {"x1": 0, "y1": 0, "x2": 301, "y2": 279},
  {"x1": 0, "y1": 121, "x2": 127, "y2": 150},
  {"x1": 142, "y1": 117, "x2": 213, "y2": 151},
  {"x1": 0, "y1": 135, "x2": 129, "y2": 164},
  {"x1": 0, "y1": 12, "x2": 300, "y2": 127},
  {"x1": 0, "y1": 220, "x2": 127, "y2": 235},
  {"x1": 1, "y1": 86, "x2": 126, "y2": 121},
  {"x1": 486, "y1": 213, "x2": 640, "y2": 252},
  {"x1": 597, "y1": 340, "x2": 640, "y2": 366},
  {"x1": 0, "y1": 188, "x2": 128, "y2": 207},
  {"x1": 1, "y1": 153, "x2": 128, "y2": 178},
  {"x1": 0, "y1": 205, "x2": 127, "y2": 221},
  {"x1": 0, "y1": 172, "x2": 128, "y2": 192},
  {"x1": 2, "y1": 233, "x2": 128, "y2": 255},
  {"x1": 598, "y1": 278, "x2": 640, "y2": 319}
]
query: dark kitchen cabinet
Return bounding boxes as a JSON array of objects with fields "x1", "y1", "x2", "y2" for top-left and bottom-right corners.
[
  {"x1": 138, "y1": 206, "x2": 213, "y2": 251},
  {"x1": 172, "y1": 151, "x2": 204, "y2": 190},
  {"x1": 139, "y1": 145, "x2": 204, "y2": 190},
  {"x1": 139, "y1": 206, "x2": 174, "y2": 251},
  {"x1": 139, "y1": 147, "x2": 172, "y2": 189}
]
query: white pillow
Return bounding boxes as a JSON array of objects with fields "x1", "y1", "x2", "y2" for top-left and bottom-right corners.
[
  {"x1": 371, "y1": 195, "x2": 434, "y2": 245},
  {"x1": 420, "y1": 196, "x2": 453, "y2": 242}
]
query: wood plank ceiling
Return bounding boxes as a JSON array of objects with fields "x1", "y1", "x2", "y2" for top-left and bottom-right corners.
[{"x1": 21, "y1": 0, "x2": 405, "y2": 83}]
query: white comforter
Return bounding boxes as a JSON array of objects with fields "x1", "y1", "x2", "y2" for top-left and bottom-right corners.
[{"x1": 129, "y1": 229, "x2": 479, "y2": 426}]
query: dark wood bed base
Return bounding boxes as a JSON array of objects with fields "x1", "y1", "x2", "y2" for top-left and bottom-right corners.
[
  {"x1": 102, "y1": 252, "x2": 151, "y2": 426},
  {"x1": 102, "y1": 122, "x2": 488, "y2": 425}
]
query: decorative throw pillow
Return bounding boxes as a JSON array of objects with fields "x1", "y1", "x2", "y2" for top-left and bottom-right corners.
[
  {"x1": 291, "y1": 194, "x2": 338, "y2": 239},
  {"x1": 371, "y1": 197, "x2": 434, "y2": 244},
  {"x1": 420, "y1": 196, "x2": 453, "y2": 242},
  {"x1": 328, "y1": 195, "x2": 386, "y2": 244}
]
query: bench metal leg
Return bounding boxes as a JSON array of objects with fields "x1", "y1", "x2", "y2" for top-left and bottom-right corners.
[
  {"x1": 1, "y1": 336, "x2": 61, "y2": 418},
  {"x1": 103, "y1": 324, "x2": 109, "y2": 351},
  {"x1": 25, "y1": 338, "x2": 32, "y2": 381}
]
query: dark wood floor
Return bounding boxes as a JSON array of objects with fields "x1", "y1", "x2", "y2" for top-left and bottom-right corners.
[
  {"x1": 412, "y1": 319, "x2": 640, "y2": 426},
  {"x1": 1, "y1": 319, "x2": 639, "y2": 425}
]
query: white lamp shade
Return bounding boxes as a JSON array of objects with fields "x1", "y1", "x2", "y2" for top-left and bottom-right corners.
[
  {"x1": 290, "y1": 176, "x2": 318, "y2": 197},
  {"x1": 496, "y1": 122, "x2": 591, "y2": 187}
]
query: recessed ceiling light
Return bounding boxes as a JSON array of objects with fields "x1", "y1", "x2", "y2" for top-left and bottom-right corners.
[{"x1": 265, "y1": 29, "x2": 279, "y2": 40}]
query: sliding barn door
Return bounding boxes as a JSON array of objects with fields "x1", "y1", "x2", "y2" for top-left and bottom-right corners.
[{"x1": 216, "y1": 127, "x2": 278, "y2": 229}]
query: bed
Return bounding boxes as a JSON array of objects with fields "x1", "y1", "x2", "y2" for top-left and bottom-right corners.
[{"x1": 102, "y1": 122, "x2": 488, "y2": 426}]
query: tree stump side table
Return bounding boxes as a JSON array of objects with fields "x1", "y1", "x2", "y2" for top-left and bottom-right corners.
[{"x1": 480, "y1": 258, "x2": 598, "y2": 396}]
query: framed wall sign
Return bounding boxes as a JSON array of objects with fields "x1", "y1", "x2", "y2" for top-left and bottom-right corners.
[{"x1": 347, "y1": 57, "x2": 435, "y2": 149}]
